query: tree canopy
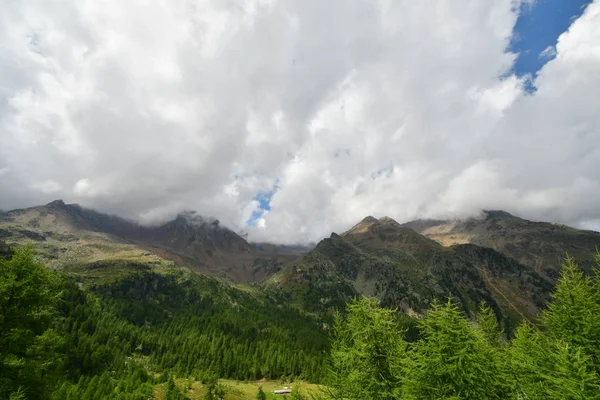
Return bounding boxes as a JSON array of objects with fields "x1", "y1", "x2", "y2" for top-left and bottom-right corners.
[{"x1": 325, "y1": 256, "x2": 600, "y2": 399}]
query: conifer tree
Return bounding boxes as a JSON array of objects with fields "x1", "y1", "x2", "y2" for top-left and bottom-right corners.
[
  {"x1": 475, "y1": 303, "x2": 504, "y2": 347},
  {"x1": 256, "y1": 385, "x2": 267, "y2": 400},
  {"x1": 509, "y1": 323, "x2": 600, "y2": 399},
  {"x1": 203, "y1": 377, "x2": 226, "y2": 400},
  {"x1": 402, "y1": 299, "x2": 511, "y2": 399},
  {"x1": 0, "y1": 246, "x2": 62, "y2": 400},
  {"x1": 326, "y1": 297, "x2": 405, "y2": 400},
  {"x1": 541, "y1": 257, "x2": 600, "y2": 372},
  {"x1": 290, "y1": 385, "x2": 306, "y2": 400}
]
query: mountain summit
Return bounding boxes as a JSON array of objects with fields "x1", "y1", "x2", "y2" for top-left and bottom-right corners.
[
  {"x1": 402, "y1": 210, "x2": 600, "y2": 278},
  {"x1": 0, "y1": 200, "x2": 302, "y2": 282},
  {"x1": 268, "y1": 213, "x2": 555, "y2": 330}
]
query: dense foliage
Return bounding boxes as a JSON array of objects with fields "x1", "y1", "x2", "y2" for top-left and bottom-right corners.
[
  {"x1": 325, "y1": 256, "x2": 600, "y2": 399},
  {"x1": 0, "y1": 245, "x2": 327, "y2": 399},
  {"x1": 0, "y1": 246, "x2": 62, "y2": 400},
  {"x1": 4, "y1": 241, "x2": 600, "y2": 399}
]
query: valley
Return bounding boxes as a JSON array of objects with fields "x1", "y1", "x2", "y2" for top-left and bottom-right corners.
[{"x1": 2, "y1": 201, "x2": 600, "y2": 399}]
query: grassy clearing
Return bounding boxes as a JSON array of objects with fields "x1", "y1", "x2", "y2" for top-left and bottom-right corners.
[{"x1": 153, "y1": 379, "x2": 324, "y2": 400}]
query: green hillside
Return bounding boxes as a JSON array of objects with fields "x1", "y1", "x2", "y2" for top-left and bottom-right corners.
[
  {"x1": 0, "y1": 245, "x2": 327, "y2": 400},
  {"x1": 3, "y1": 202, "x2": 600, "y2": 399}
]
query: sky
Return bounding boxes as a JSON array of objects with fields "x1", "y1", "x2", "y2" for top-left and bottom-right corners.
[{"x1": 1, "y1": 0, "x2": 599, "y2": 243}]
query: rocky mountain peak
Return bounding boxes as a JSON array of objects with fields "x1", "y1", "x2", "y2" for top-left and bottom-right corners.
[
  {"x1": 45, "y1": 199, "x2": 68, "y2": 209},
  {"x1": 361, "y1": 216, "x2": 378, "y2": 223},
  {"x1": 482, "y1": 210, "x2": 517, "y2": 220},
  {"x1": 378, "y1": 216, "x2": 401, "y2": 226},
  {"x1": 343, "y1": 216, "x2": 379, "y2": 236}
]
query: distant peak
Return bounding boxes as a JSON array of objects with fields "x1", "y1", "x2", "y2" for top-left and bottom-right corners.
[
  {"x1": 361, "y1": 216, "x2": 378, "y2": 223},
  {"x1": 170, "y1": 211, "x2": 222, "y2": 230},
  {"x1": 483, "y1": 210, "x2": 515, "y2": 219},
  {"x1": 342, "y1": 215, "x2": 379, "y2": 236},
  {"x1": 46, "y1": 199, "x2": 66, "y2": 208},
  {"x1": 379, "y1": 216, "x2": 400, "y2": 225},
  {"x1": 177, "y1": 209, "x2": 198, "y2": 219}
]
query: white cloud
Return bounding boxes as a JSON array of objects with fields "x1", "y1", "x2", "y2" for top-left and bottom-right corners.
[
  {"x1": 31, "y1": 180, "x2": 61, "y2": 194},
  {"x1": 539, "y1": 45, "x2": 557, "y2": 59},
  {"x1": 73, "y1": 178, "x2": 92, "y2": 196},
  {"x1": 1, "y1": 0, "x2": 599, "y2": 243}
]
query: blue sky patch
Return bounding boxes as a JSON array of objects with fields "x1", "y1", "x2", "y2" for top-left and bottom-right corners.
[
  {"x1": 510, "y1": 0, "x2": 592, "y2": 91},
  {"x1": 246, "y1": 189, "x2": 276, "y2": 226}
]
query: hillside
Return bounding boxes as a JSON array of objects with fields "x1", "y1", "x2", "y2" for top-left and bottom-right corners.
[
  {"x1": 4, "y1": 201, "x2": 596, "y2": 328},
  {"x1": 0, "y1": 200, "x2": 303, "y2": 282},
  {"x1": 267, "y1": 215, "x2": 553, "y2": 330},
  {"x1": 3, "y1": 202, "x2": 600, "y2": 398},
  {"x1": 403, "y1": 210, "x2": 600, "y2": 279},
  {"x1": 0, "y1": 244, "x2": 328, "y2": 399}
]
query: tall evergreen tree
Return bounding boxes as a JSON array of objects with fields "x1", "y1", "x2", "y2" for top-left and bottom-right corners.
[
  {"x1": 475, "y1": 303, "x2": 504, "y2": 347},
  {"x1": 510, "y1": 323, "x2": 600, "y2": 399},
  {"x1": 401, "y1": 299, "x2": 511, "y2": 400},
  {"x1": 0, "y1": 246, "x2": 63, "y2": 400},
  {"x1": 541, "y1": 257, "x2": 600, "y2": 373},
  {"x1": 326, "y1": 297, "x2": 405, "y2": 400}
]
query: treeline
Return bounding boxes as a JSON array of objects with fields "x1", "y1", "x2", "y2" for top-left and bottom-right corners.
[
  {"x1": 0, "y1": 246, "x2": 328, "y2": 400},
  {"x1": 324, "y1": 256, "x2": 600, "y2": 399},
  {"x1": 5, "y1": 241, "x2": 600, "y2": 400}
]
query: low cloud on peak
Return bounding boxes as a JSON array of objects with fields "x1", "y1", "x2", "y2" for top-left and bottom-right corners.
[{"x1": 1, "y1": 0, "x2": 599, "y2": 243}]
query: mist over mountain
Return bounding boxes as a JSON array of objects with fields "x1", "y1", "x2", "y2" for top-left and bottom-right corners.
[
  {"x1": 402, "y1": 210, "x2": 600, "y2": 278},
  {"x1": 2, "y1": 197, "x2": 600, "y2": 397},
  {"x1": 2, "y1": 0, "x2": 600, "y2": 397},
  {"x1": 0, "y1": 200, "x2": 303, "y2": 282},
  {"x1": 2, "y1": 1, "x2": 600, "y2": 244}
]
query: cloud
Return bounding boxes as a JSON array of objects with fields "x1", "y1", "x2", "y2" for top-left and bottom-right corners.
[
  {"x1": 539, "y1": 45, "x2": 557, "y2": 60},
  {"x1": 0, "y1": 0, "x2": 599, "y2": 243}
]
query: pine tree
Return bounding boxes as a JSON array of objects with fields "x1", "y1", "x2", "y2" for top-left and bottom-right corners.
[
  {"x1": 475, "y1": 303, "x2": 504, "y2": 347},
  {"x1": 541, "y1": 257, "x2": 600, "y2": 373},
  {"x1": 326, "y1": 297, "x2": 405, "y2": 400},
  {"x1": 0, "y1": 246, "x2": 63, "y2": 400},
  {"x1": 510, "y1": 323, "x2": 600, "y2": 399},
  {"x1": 256, "y1": 385, "x2": 267, "y2": 400},
  {"x1": 402, "y1": 299, "x2": 511, "y2": 399},
  {"x1": 203, "y1": 377, "x2": 226, "y2": 400},
  {"x1": 165, "y1": 376, "x2": 187, "y2": 400}
]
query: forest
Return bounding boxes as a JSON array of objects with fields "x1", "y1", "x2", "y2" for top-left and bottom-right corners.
[
  {"x1": 0, "y1": 246, "x2": 328, "y2": 399},
  {"x1": 324, "y1": 257, "x2": 600, "y2": 399},
  {"x1": 2, "y1": 244, "x2": 600, "y2": 399}
]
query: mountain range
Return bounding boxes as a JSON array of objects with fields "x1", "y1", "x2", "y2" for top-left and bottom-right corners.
[
  {"x1": 2, "y1": 201, "x2": 600, "y2": 329},
  {"x1": 0, "y1": 199, "x2": 303, "y2": 283}
]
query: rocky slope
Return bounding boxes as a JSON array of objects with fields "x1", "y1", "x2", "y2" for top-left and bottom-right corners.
[
  {"x1": 402, "y1": 210, "x2": 600, "y2": 279},
  {"x1": 4, "y1": 200, "x2": 599, "y2": 330},
  {"x1": 267, "y1": 215, "x2": 554, "y2": 330},
  {"x1": 0, "y1": 200, "x2": 303, "y2": 282}
]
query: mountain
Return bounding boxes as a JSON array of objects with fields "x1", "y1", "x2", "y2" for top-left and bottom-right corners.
[
  {"x1": 402, "y1": 210, "x2": 600, "y2": 279},
  {"x1": 0, "y1": 202, "x2": 329, "y2": 398},
  {"x1": 3, "y1": 200, "x2": 600, "y2": 397},
  {"x1": 0, "y1": 200, "x2": 304, "y2": 282},
  {"x1": 267, "y1": 215, "x2": 553, "y2": 330},
  {"x1": 4, "y1": 200, "x2": 598, "y2": 329}
]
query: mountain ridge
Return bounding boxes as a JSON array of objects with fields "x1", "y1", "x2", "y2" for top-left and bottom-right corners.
[
  {"x1": 267, "y1": 214, "x2": 556, "y2": 330},
  {"x1": 3, "y1": 200, "x2": 600, "y2": 330},
  {"x1": 0, "y1": 200, "x2": 302, "y2": 282},
  {"x1": 402, "y1": 210, "x2": 600, "y2": 279}
]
